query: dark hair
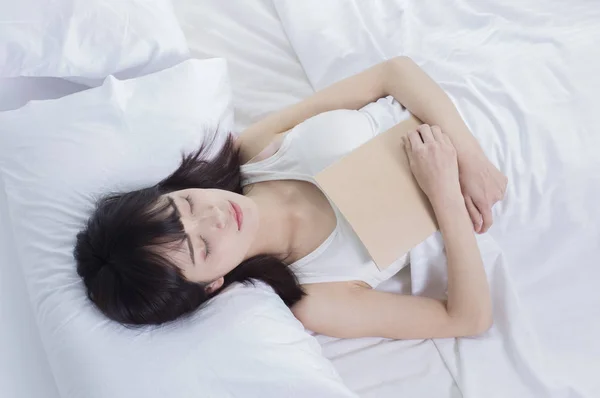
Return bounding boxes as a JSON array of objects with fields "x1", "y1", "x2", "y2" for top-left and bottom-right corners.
[{"x1": 74, "y1": 135, "x2": 305, "y2": 326}]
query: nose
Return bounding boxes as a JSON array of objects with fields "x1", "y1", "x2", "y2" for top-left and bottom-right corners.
[
  {"x1": 200, "y1": 205, "x2": 227, "y2": 229},
  {"x1": 214, "y1": 206, "x2": 227, "y2": 229}
]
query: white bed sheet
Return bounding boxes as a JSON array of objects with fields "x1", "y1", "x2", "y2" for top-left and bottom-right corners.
[
  {"x1": 172, "y1": 0, "x2": 314, "y2": 132},
  {"x1": 275, "y1": 0, "x2": 600, "y2": 396}
]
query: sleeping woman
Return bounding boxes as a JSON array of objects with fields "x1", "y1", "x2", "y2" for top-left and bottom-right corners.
[{"x1": 74, "y1": 56, "x2": 507, "y2": 339}]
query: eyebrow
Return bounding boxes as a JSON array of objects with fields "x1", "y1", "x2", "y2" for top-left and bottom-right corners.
[{"x1": 166, "y1": 197, "x2": 195, "y2": 265}]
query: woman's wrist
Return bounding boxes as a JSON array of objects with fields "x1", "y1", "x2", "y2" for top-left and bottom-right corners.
[
  {"x1": 429, "y1": 187, "x2": 466, "y2": 216},
  {"x1": 433, "y1": 196, "x2": 472, "y2": 236},
  {"x1": 456, "y1": 137, "x2": 485, "y2": 167}
]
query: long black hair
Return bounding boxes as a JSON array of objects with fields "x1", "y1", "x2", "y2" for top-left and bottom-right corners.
[{"x1": 74, "y1": 135, "x2": 305, "y2": 326}]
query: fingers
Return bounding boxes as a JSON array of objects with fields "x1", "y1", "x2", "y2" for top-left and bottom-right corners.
[
  {"x1": 402, "y1": 136, "x2": 410, "y2": 157},
  {"x1": 476, "y1": 201, "x2": 494, "y2": 233},
  {"x1": 443, "y1": 134, "x2": 453, "y2": 146},
  {"x1": 431, "y1": 125, "x2": 444, "y2": 142},
  {"x1": 465, "y1": 196, "x2": 483, "y2": 233},
  {"x1": 407, "y1": 130, "x2": 423, "y2": 149},
  {"x1": 417, "y1": 124, "x2": 435, "y2": 143}
]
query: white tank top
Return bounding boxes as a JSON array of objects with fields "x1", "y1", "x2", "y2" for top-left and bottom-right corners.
[{"x1": 240, "y1": 97, "x2": 412, "y2": 288}]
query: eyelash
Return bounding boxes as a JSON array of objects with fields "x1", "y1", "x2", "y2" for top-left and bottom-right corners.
[
  {"x1": 183, "y1": 195, "x2": 208, "y2": 257},
  {"x1": 201, "y1": 236, "x2": 211, "y2": 258},
  {"x1": 185, "y1": 195, "x2": 194, "y2": 213}
]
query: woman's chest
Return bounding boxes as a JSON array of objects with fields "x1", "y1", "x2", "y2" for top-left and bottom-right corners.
[
  {"x1": 240, "y1": 109, "x2": 377, "y2": 261},
  {"x1": 240, "y1": 109, "x2": 375, "y2": 174}
]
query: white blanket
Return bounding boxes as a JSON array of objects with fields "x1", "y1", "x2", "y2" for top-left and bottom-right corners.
[
  {"x1": 275, "y1": 0, "x2": 600, "y2": 396},
  {"x1": 412, "y1": 233, "x2": 586, "y2": 397}
]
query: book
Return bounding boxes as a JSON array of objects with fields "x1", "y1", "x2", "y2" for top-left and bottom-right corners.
[{"x1": 315, "y1": 115, "x2": 438, "y2": 270}]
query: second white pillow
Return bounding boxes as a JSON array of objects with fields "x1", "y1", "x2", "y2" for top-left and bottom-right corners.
[{"x1": 0, "y1": 0, "x2": 190, "y2": 85}]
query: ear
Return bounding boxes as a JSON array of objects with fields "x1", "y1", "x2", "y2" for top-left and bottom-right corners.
[{"x1": 205, "y1": 277, "x2": 225, "y2": 295}]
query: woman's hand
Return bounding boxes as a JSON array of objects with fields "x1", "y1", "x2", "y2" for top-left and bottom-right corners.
[
  {"x1": 404, "y1": 125, "x2": 463, "y2": 207},
  {"x1": 458, "y1": 150, "x2": 508, "y2": 233}
]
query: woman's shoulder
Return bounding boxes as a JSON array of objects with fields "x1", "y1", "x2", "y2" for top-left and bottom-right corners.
[{"x1": 242, "y1": 133, "x2": 286, "y2": 165}]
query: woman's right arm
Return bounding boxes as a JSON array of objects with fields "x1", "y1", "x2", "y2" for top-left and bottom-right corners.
[
  {"x1": 405, "y1": 124, "x2": 492, "y2": 330},
  {"x1": 292, "y1": 124, "x2": 492, "y2": 339}
]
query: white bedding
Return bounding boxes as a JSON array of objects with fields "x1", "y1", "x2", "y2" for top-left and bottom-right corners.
[
  {"x1": 172, "y1": 0, "x2": 313, "y2": 132},
  {"x1": 4, "y1": 1, "x2": 599, "y2": 397},
  {"x1": 0, "y1": 188, "x2": 61, "y2": 398},
  {"x1": 276, "y1": 0, "x2": 600, "y2": 396},
  {"x1": 0, "y1": 77, "x2": 86, "y2": 112},
  {"x1": 0, "y1": 2, "x2": 317, "y2": 398},
  {"x1": 0, "y1": 78, "x2": 74, "y2": 398},
  {"x1": 0, "y1": 0, "x2": 189, "y2": 85},
  {"x1": 170, "y1": 6, "x2": 454, "y2": 395}
]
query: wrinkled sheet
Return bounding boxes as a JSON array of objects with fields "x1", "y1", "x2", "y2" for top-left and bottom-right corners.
[
  {"x1": 411, "y1": 232, "x2": 587, "y2": 397},
  {"x1": 172, "y1": 0, "x2": 313, "y2": 132},
  {"x1": 275, "y1": 0, "x2": 600, "y2": 396}
]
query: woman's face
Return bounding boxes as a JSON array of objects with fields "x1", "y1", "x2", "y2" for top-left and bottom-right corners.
[{"x1": 161, "y1": 188, "x2": 259, "y2": 286}]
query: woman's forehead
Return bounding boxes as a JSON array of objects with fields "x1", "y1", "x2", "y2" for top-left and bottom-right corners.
[{"x1": 152, "y1": 238, "x2": 190, "y2": 268}]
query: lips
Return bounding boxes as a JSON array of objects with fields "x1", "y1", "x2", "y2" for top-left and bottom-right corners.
[{"x1": 229, "y1": 201, "x2": 243, "y2": 231}]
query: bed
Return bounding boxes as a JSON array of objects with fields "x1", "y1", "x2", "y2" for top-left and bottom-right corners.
[{"x1": 1, "y1": 1, "x2": 599, "y2": 397}]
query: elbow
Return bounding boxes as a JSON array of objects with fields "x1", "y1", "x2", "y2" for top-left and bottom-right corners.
[
  {"x1": 472, "y1": 315, "x2": 493, "y2": 335},
  {"x1": 384, "y1": 56, "x2": 418, "y2": 85},
  {"x1": 466, "y1": 313, "x2": 493, "y2": 336},
  {"x1": 447, "y1": 299, "x2": 493, "y2": 337},
  {"x1": 450, "y1": 311, "x2": 493, "y2": 337},
  {"x1": 388, "y1": 55, "x2": 415, "y2": 69}
]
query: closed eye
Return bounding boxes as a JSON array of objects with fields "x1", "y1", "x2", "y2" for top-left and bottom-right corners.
[
  {"x1": 200, "y1": 236, "x2": 211, "y2": 258},
  {"x1": 166, "y1": 196, "x2": 195, "y2": 265},
  {"x1": 181, "y1": 194, "x2": 209, "y2": 259},
  {"x1": 185, "y1": 195, "x2": 194, "y2": 213}
]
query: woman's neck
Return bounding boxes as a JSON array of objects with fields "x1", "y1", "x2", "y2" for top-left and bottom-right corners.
[{"x1": 243, "y1": 182, "x2": 299, "y2": 261}]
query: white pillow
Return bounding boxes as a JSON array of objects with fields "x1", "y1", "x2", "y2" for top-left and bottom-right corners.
[
  {"x1": 0, "y1": 76, "x2": 87, "y2": 112},
  {"x1": 0, "y1": 59, "x2": 355, "y2": 398},
  {"x1": 0, "y1": 0, "x2": 189, "y2": 86}
]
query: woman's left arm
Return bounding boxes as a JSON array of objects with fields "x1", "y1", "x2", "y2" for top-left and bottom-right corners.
[
  {"x1": 239, "y1": 60, "x2": 391, "y2": 147},
  {"x1": 240, "y1": 56, "x2": 507, "y2": 231},
  {"x1": 241, "y1": 56, "x2": 465, "y2": 143}
]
